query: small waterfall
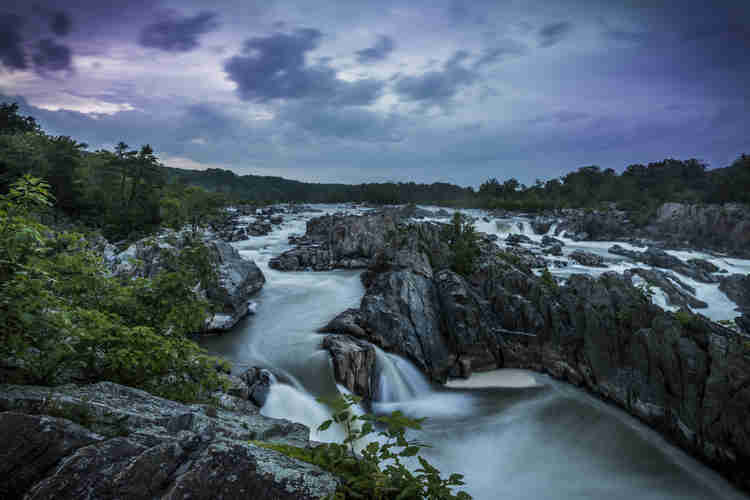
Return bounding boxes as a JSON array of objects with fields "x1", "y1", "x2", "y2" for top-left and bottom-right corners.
[
  {"x1": 261, "y1": 383, "x2": 346, "y2": 442},
  {"x1": 374, "y1": 347, "x2": 432, "y2": 402}
]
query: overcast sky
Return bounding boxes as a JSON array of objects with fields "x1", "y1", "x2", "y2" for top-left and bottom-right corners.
[{"x1": 0, "y1": 0, "x2": 748, "y2": 186}]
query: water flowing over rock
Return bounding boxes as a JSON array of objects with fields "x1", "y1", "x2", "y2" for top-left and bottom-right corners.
[
  {"x1": 0, "y1": 382, "x2": 338, "y2": 499},
  {"x1": 313, "y1": 212, "x2": 750, "y2": 491},
  {"x1": 322, "y1": 335, "x2": 377, "y2": 399},
  {"x1": 609, "y1": 245, "x2": 720, "y2": 283},
  {"x1": 569, "y1": 249, "x2": 607, "y2": 267}
]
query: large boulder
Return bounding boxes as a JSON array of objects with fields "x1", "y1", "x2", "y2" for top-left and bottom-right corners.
[
  {"x1": 649, "y1": 202, "x2": 750, "y2": 258},
  {"x1": 719, "y1": 274, "x2": 750, "y2": 313},
  {"x1": 0, "y1": 382, "x2": 338, "y2": 500},
  {"x1": 569, "y1": 250, "x2": 607, "y2": 268},
  {"x1": 322, "y1": 335, "x2": 377, "y2": 400},
  {"x1": 110, "y1": 233, "x2": 265, "y2": 332}
]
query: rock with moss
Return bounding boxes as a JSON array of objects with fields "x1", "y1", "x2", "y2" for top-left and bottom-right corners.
[{"x1": 0, "y1": 382, "x2": 338, "y2": 500}]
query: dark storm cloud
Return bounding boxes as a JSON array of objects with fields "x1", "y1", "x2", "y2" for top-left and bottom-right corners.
[
  {"x1": 50, "y1": 11, "x2": 72, "y2": 36},
  {"x1": 0, "y1": 13, "x2": 27, "y2": 70},
  {"x1": 224, "y1": 29, "x2": 384, "y2": 105},
  {"x1": 32, "y1": 39, "x2": 72, "y2": 71},
  {"x1": 538, "y1": 21, "x2": 572, "y2": 47},
  {"x1": 355, "y1": 35, "x2": 395, "y2": 63},
  {"x1": 472, "y1": 41, "x2": 527, "y2": 68},
  {"x1": 139, "y1": 11, "x2": 220, "y2": 52},
  {"x1": 394, "y1": 51, "x2": 477, "y2": 104}
]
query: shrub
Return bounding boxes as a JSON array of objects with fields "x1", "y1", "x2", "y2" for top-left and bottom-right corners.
[{"x1": 254, "y1": 394, "x2": 471, "y2": 500}]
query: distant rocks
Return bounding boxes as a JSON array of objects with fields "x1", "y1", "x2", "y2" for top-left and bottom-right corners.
[
  {"x1": 569, "y1": 250, "x2": 607, "y2": 268},
  {"x1": 506, "y1": 233, "x2": 534, "y2": 246},
  {"x1": 541, "y1": 235, "x2": 564, "y2": 247},
  {"x1": 608, "y1": 245, "x2": 719, "y2": 283}
]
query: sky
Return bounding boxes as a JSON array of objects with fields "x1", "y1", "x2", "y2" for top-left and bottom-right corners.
[{"x1": 0, "y1": 0, "x2": 748, "y2": 187}]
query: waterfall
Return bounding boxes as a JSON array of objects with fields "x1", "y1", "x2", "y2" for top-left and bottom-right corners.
[{"x1": 373, "y1": 347, "x2": 432, "y2": 402}]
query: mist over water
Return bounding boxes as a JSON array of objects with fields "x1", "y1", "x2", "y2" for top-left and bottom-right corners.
[{"x1": 200, "y1": 205, "x2": 749, "y2": 500}]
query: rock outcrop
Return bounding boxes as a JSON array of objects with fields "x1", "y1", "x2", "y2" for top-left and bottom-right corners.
[
  {"x1": 270, "y1": 212, "x2": 398, "y2": 271},
  {"x1": 608, "y1": 245, "x2": 720, "y2": 283},
  {"x1": 314, "y1": 214, "x2": 750, "y2": 492},
  {"x1": 569, "y1": 250, "x2": 607, "y2": 268},
  {"x1": 0, "y1": 382, "x2": 338, "y2": 499},
  {"x1": 110, "y1": 232, "x2": 265, "y2": 332}
]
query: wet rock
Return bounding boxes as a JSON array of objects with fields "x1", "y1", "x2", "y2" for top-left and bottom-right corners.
[
  {"x1": 609, "y1": 245, "x2": 718, "y2": 283},
  {"x1": 270, "y1": 215, "x2": 284, "y2": 225},
  {"x1": 687, "y1": 258, "x2": 720, "y2": 274},
  {"x1": 506, "y1": 233, "x2": 535, "y2": 246},
  {"x1": 227, "y1": 367, "x2": 277, "y2": 407},
  {"x1": 569, "y1": 250, "x2": 607, "y2": 267},
  {"x1": 0, "y1": 382, "x2": 338, "y2": 500},
  {"x1": 543, "y1": 245, "x2": 563, "y2": 257},
  {"x1": 719, "y1": 274, "x2": 750, "y2": 313},
  {"x1": 541, "y1": 235, "x2": 564, "y2": 247},
  {"x1": 322, "y1": 335, "x2": 377, "y2": 399},
  {"x1": 627, "y1": 268, "x2": 708, "y2": 309},
  {"x1": 530, "y1": 217, "x2": 556, "y2": 235},
  {"x1": 109, "y1": 234, "x2": 265, "y2": 332}
]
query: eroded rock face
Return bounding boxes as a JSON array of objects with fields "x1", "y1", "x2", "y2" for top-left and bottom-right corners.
[
  {"x1": 650, "y1": 202, "x2": 750, "y2": 258},
  {"x1": 315, "y1": 214, "x2": 750, "y2": 492},
  {"x1": 322, "y1": 335, "x2": 377, "y2": 399},
  {"x1": 569, "y1": 250, "x2": 606, "y2": 268},
  {"x1": 719, "y1": 274, "x2": 750, "y2": 314},
  {"x1": 608, "y1": 245, "x2": 720, "y2": 283},
  {"x1": 0, "y1": 382, "x2": 338, "y2": 500}
]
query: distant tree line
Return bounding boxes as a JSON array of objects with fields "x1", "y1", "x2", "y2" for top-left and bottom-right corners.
[{"x1": 2, "y1": 101, "x2": 748, "y2": 237}]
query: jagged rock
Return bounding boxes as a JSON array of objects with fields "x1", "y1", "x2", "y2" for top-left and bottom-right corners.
[
  {"x1": 608, "y1": 244, "x2": 641, "y2": 259},
  {"x1": 434, "y1": 270, "x2": 502, "y2": 376},
  {"x1": 530, "y1": 217, "x2": 556, "y2": 235},
  {"x1": 569, "y1": 250, "x2": 607, "y2": 267},
  {"x1": 359, "y1": 270, "x2": 454, "y2": 381},
  {"x1": 270, "y1": 215, "x2": 284, "y2": 225},
  {"x1": 687, "y1": 258, "x2": 720, "y2": 274},
  {"x1": 506, "y1": 233, "x2": 534, "y2": 246},
  {"x1": 541, "y1": 235, "x2": 564, "y2": 247},
  {"x1": 626, "y1": 268, "x2": 708, "y2": 309},
  {"x1": 719, "y1": 274, "x2": 750, "y2": 313},
  {"x1": 543, "y1": 244, "x2": 563, "y2": 257},
  {"x1": 650, "y1": 202, "x2": 750, "y2": 258},
  {"x1": 206, "y1": 240, "x2": 266, "y2": 331},
  {"x1": 227, "y1": 367, "x2": 277, "y2": 407},
  {"x1": 322, "y1": 335, "x2": 376, "y2": 399},
  {"x1": 109, "y1": 234, "x2": 265, "y2": 332},
  {"x1": 0, "y1": 382, "x2": 338, "y2": 500}
]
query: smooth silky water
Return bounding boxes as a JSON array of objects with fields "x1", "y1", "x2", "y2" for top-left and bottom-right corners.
[{"x1": 201, "y1": 205, "x2": 749, "y2": 500}]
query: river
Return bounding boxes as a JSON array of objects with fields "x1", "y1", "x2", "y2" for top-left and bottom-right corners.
[{"x1": 201, "y1": 204, "x2": 749, "y2": 500}]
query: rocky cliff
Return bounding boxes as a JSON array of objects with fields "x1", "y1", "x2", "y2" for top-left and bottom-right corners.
[{"x1": 295, "y1": 210, "x2": 750, "y2": 491}]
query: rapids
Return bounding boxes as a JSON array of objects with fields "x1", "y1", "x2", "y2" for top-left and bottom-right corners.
[{"x1": 201, "y1": 204, "x2": 749, "y2": 500}]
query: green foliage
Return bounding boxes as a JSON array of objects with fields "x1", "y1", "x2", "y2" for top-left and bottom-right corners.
[
  {"x1": 254, "y1": 394, "x2": 471, "y2": 500},
  {"x1": 674, "y1": 310, "x2": 703, "y2": 331},
  {"x1": 539, "y1": 268, "x2": 558, "y2": 291},
  {"x1": 0, "y1": 176, "x2": 226, "y2": 402},
  {"x1": 442, "y1": 213, "x2": 480, "y2": 276}
]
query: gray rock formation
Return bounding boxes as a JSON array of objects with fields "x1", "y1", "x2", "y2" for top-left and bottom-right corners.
[
  {"x1": 569, "y1": 250, "x2": 607, "y2": 267},
  {"x1": 0, "y1": 382, "x2": 338, "y2": 499},
  {"x1": 719, "y1": 274, "x2": 750, "y2": 313},
  {"x1": 506, "y1": 233, "x2": 534, "y2": 246},
  {"x1": 315, "y1": 214, "x2": 750, "y2": 492},
  {"x1": 322, "y1": 335, "x2": 376, "y2": 399},
  {"x1": 110, "y1": 233, "x2": 265, "y2": 332},
  {"x1": 609, "y1": 245, "x2": 719, "y2": 283}
]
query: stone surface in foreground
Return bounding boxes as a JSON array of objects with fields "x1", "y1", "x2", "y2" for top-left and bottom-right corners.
[{"x1": 0, "y1": 382, "x2": 338, "y2": 500}]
